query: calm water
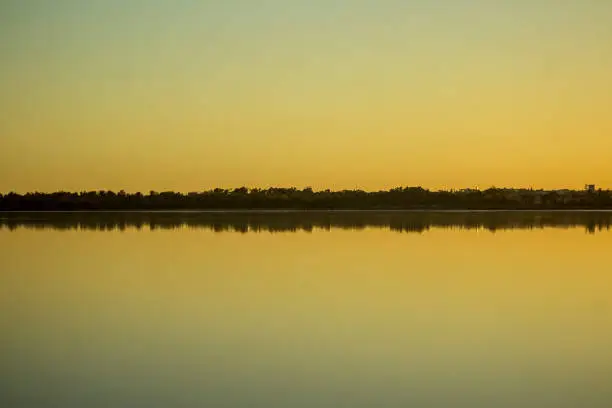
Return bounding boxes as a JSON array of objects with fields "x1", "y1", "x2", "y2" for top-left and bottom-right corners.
[{"x1": 1, "y1": 212, "x2": 611, "y2": 408}]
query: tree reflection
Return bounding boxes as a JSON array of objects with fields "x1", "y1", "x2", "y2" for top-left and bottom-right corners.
[{"x1": 1, "y1": 211, "x2": 611, "y2": 234}]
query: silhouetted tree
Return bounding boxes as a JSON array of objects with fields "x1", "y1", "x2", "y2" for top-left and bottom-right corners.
[{"x1": 1, "y1": 187, "x2": 611, "y2": 211}]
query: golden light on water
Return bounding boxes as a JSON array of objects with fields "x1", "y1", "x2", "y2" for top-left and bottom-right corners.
[{"x1": 2, "y1": 224, "x2": 612, "y2": 406}]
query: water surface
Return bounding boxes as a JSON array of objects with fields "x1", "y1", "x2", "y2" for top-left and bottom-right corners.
[{"x1": 1, "y1": 212, "x2": 611, "y2": 407}]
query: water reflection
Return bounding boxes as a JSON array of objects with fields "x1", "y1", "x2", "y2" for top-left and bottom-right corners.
[
  {"x1": 1, "y1": 210, "x2": 611, "y2": 234},
  {"x1": 2, "y1": 215, "x2": 612, "y2": 408}
]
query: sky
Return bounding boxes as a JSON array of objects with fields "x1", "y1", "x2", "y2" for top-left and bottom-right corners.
[{"x1": 1, "y1": 0, "x2": 611, "y2": 192}]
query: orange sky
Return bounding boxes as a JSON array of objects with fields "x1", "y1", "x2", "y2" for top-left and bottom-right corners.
[{"x1": 1, "y1": 1, "x2": 611, "y2": 192}]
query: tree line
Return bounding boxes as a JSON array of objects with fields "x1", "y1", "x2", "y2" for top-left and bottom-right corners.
[{"x1": 1, "y1": 187, "x2": 612, "y2": 211}]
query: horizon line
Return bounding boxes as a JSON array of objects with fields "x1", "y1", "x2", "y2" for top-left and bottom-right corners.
[{"x1": 0, "y1": 185, "x2": 607, "y2": 195}]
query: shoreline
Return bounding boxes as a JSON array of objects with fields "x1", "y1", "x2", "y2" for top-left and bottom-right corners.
[{"x1": 3, "y1": 208, "x2": 612, "y2": 214}]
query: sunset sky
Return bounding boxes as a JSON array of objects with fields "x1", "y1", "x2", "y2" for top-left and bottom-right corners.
[{"x1": 1, "y1": 0, "x2": 611, "y2": 192}]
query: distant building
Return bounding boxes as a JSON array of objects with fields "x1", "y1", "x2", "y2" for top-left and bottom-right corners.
[{"x1": 585, "y1": 184, "x2": 596, "y2": 193}]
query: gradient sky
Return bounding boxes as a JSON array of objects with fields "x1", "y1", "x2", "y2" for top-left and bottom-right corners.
[{"x1": 1, "y1": 0, "x2": 611, "y2": 192}]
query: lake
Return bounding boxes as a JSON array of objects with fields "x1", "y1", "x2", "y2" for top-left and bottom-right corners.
[{"x1": 1, "y1": 211, "x2": 611, "y2": 408}]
